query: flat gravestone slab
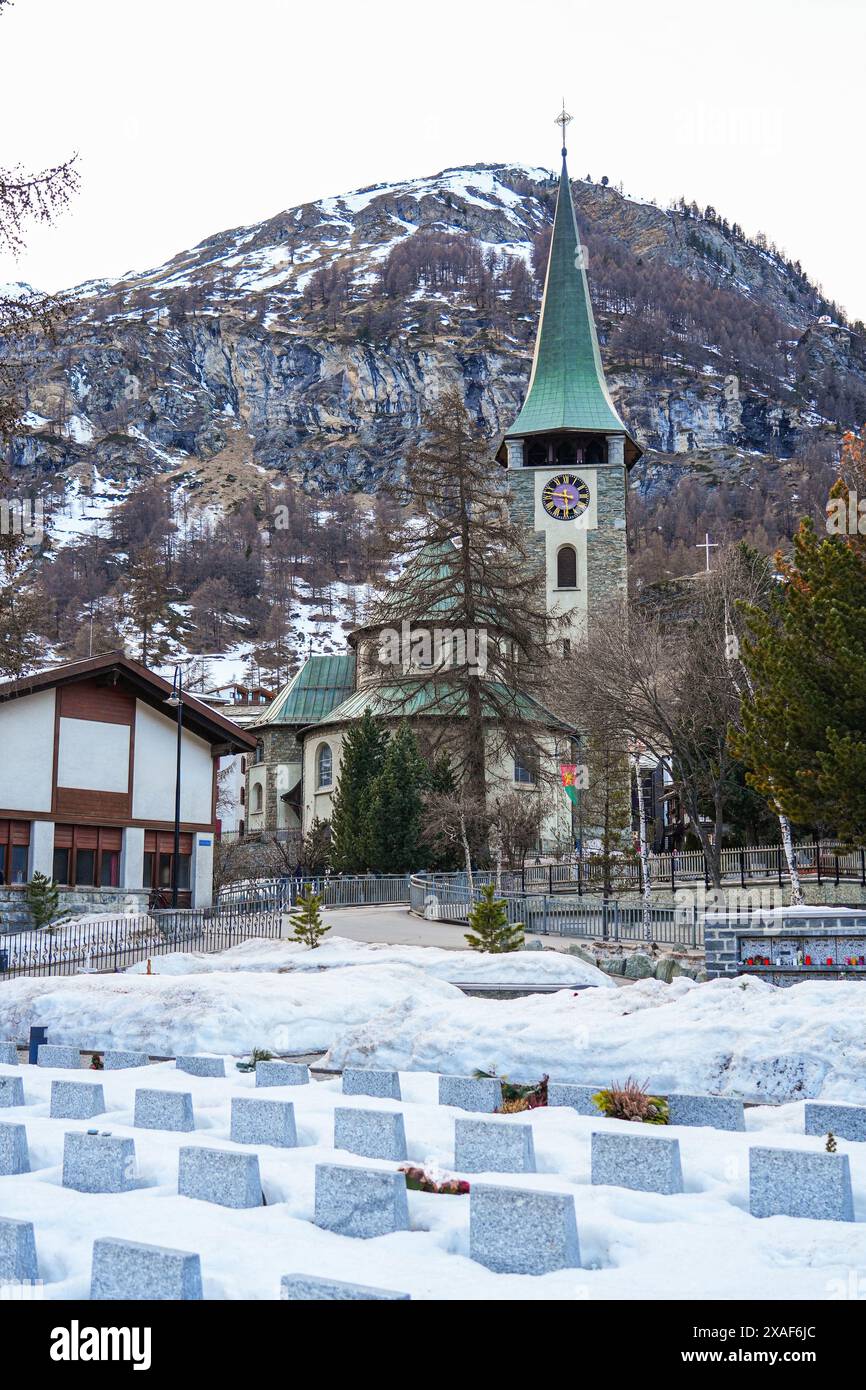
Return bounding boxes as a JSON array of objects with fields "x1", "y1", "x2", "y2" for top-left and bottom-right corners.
[
  {"x1": 805, "y1": 1102, "x2": 866, "y2": 1143},
  {"x1": 256, "y1": 1061, "x2": 310, "y2": 1088},
  {"x1": 134, "y1": 1089, "x2": 194, "y2": 1133},
  {"x1": 0, "y1": 1043, "x2": 18, "y2": 1067},
  {"x1": 178, "y1": 1146, "x2": 263, "y2": 1208},
  {"x1": 750, "y1": 1146, "x2": 854, "y2": 1221},
  {"x1": 176, "y1": 1056, "x2": 225, "y2": 1078},
  {"x1": 0, "y1": 1122, "x2": 29, "y2": 1175},
  {"x1": 63, "y1": 1132, "x2": 137, "y2": 1193},
  {"x1": 314, "y1": 1163, "x2": 409, "y2": 1238},
  {"x1": 0, "y1": 1076, "x2": 24, "y2": 1108},
  {"x1": 547, "y1": 1083, "x2": 602, "y2": 1116},
  {"x1": 37, "y1": 1045, "x2": 80, "y2": 1069},
  {"x1": 230, "y1": 1098, "x2": 297, "y2": 1148},
  {"x1": 668, "y1": 1093, "x2": 746, "y2": 1132},
  {"x1": 470, "y1": 1184, "x2": 580, "y2": 1274},
  {"x1": 0, "y1": 1217, "x2": 38, "y2": 1283},
  {"x1": 91, "y1": 1237, "x2": 202, "y2": 1300},
  {"x1": 281, "y1": 1273, "x2": 410, "y2": 1300},
  {"x1": 51, "y1": 1080, "x2": 106, "y2": 1121},
  {"x1": 454, "y1": 1118, "x2": 536, "y2": 1173},
  {"x1": 334, "y1": 1107, "x2": 407, "y2": 1162},
  {"x1": 591, "y1": 1130, "x2": 684, "y2": 1195},
  {"x1": 438, "y1": 1075, "x2": 501, "y2": 1113},
  {"x1": 342, "y1": 1068, "x2": 402, "y2": 1101},
  {"x1": 104, "y1": 1051, "x2": 150, "y2": 1071}
]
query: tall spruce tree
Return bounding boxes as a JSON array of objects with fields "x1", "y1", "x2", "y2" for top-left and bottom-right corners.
[
  {"x1": 367, "y1": 723, "x2": 426, "y2": 872},
  {"x1": 375, "y1": 387, "x2": 558, "y2": 808},
  {"x1": 732, "y1": 518, "x2": 866, "y2": 841},
  {"x1": 329, "y1": 710, "x2": 388, "y2": 872}
]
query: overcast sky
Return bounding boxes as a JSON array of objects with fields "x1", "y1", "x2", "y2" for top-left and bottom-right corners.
[{"x1": 2, "y1": 0, "x2": 864, "y2": 318}]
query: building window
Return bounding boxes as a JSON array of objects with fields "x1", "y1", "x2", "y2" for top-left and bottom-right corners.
[
  {"x1": 557, "y1": 545, "x2": 577, "y2": 589},
  {"x1": 255, "y1": 740, "x2": 264, "y2": 765},
  {"x1": 142, "y1": 831, "x2": 193, "y2": 901},
  {"x1": 52, "y1": 825, "x2": 121, "y2": 888},
  {"x1": 317, "y1": 743, "x2": 333, "y2": 789},
  {"x1": 252, "y1": 783, "x2": 263, "y2": 813},
  {"x1": 514, "y1": 748, "x2": 538, "y2": 786},
  {"x1": 0, "y1": 820, "x2": 30, "y2": 885}
]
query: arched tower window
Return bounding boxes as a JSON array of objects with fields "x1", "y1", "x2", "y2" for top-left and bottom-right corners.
[
  {"x1": 317, "y1": 743, "x2": 333, "y2": 789},
  {"x1": 252, "y1": 783, "x2": 263, "y2": 812},
  {"x1": 585, "y1": 437, "x2": 605, "y2": 465},
  {"x1": 557, "y1": 545, "x2": 577, "y2": 589}
]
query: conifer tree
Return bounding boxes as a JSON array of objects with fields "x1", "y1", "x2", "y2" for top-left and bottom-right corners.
[
  {"x1": 329, "y1": 710, "x2": 388, "y2": 872},
  {"x1": 289, "y1": 886, "x2": 329, "y2": 949},
  {"x1": 25, "y1": 871, "x2": 67, "y2": 931},
  {"x1": 732, "y1": 519, "x2": 866, "y2": 841},
  {"x1": 299, "y1": 817, "x2": 331, "y2": 874},
  {"x1": 367, "y1": 723, "x2": 426, "y2": 872},
  {"x1": 464, "y1": 883, "x2": 524, "y2": 953}
]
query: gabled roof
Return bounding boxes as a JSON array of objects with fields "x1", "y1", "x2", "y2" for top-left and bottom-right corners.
[
  {"x1": 506, "y1": 153, "x2": 640, "y2": 459},
  {"x1": 305, "y1": 675, "x2": 574, "y2": 734},
  {"x1": 0, "y1": 652, "x2": 257, "y2": 751},
  {"x1": 249, "y1": 653, "x2": 356, "y2": 727}
]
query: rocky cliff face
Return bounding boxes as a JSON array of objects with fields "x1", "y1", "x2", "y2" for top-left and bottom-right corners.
[{"x1": 5, "y1": 162, "x2": 865, "y2": 531}]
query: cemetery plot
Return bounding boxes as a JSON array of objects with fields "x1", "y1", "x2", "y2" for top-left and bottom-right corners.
[{"x1": 2, "y1": 1056, "x2": 866, "y2": 1299}]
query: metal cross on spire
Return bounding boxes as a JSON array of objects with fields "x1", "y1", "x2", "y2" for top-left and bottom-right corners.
[{"x1": 555, "y1": 99, "x2": 572, "y2": 156}]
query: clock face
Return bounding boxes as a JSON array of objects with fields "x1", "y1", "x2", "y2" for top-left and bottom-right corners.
[{"x1": 542, "y1": 473, "x2": 590, "y2": 521}]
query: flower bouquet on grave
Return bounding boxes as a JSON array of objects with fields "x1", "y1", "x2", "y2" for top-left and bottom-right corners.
[
  {"x1": 474, "y1": 1068, "x2": 549, "y2": 1112},
  {"x1": 592, "y1": 1077, "x2": 669, "y2": 1125},
  {"x1": 235, "y1": 1047, "x2": 276, "y2": 1073},
  {"x1": 399, "y1": 1163, "x2": 470, "y2": 1196}
]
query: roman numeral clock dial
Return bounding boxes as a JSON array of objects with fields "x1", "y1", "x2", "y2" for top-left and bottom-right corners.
[{"x1": 541, "y1": 473, "x2": 590, "y2": 520}]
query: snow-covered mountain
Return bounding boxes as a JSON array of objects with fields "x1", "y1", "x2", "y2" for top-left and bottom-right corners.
[{"x1": 4, "y1": 158, "x2": 863, "y2": 649}]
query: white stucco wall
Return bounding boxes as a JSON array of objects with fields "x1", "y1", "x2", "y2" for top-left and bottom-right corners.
[
  {"x1": 302, "y1": 727, "x2": 346, "y2": 831},
  {"x1": 131, "y1": 702, "x2": 214, "y2": 824},
  {"x1": 0, "y1": 689, "x2": 55, "y2": 812},
  {"x1": 57, "y1": 717, "x2": 130, "y2": 792},
  {"x1": 29, "y1": 820, "x2": 55, "y2": 878}
]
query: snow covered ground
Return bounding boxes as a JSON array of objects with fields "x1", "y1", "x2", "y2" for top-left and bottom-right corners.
[
  {"x1": 2, "y1": 940, "x2": 865, "y2": 1104},
  {"x1": 126, "y1": 935, "x2": 612, "y2": 986},
  {"x1": 3, "y1": 1055, "x2": 866, "y2": 1301}
]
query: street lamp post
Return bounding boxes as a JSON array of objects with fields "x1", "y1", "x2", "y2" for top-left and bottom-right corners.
[{"x1": 165, "y1": 666, "x2": 183, "y2": 909}]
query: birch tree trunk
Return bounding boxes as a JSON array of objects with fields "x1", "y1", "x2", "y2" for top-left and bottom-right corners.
[{"x1": 631, "y1": 754, "x2": 654, "y2": 942}]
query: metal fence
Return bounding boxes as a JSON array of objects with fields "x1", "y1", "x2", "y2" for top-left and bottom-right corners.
[
  {"x1": 0, "y1": 899, "x2": 284, "y2": 982},
  {"x1": 217, "y1": 874, "x2": 413, "y2": 910},
  {"x1": 409, "y1": 874, "x2": 702, "y2": 947},
  {"x1": 485, "y1": 839, "x2": 866, "y2": 895}
]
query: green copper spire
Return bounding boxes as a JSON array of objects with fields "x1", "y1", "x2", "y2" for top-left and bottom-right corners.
[{"x1": 507, "y1": 133, "x2": 633, "y2": 445}]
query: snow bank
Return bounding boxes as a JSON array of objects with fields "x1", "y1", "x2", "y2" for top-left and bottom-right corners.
[
  {"x1": 325, "y1": 974, "x2": 866, "y2": 1104},
  {"x1": 0, "y1": 965, "x2": 460, "y2": 1058},
  {"x1": 126, "y1": 935, "x2": 612, "y2": 988}
]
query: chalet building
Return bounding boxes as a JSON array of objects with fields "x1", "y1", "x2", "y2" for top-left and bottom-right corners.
[{"x1": 0, "y1": 653, "x2": 255, "y2": 919}]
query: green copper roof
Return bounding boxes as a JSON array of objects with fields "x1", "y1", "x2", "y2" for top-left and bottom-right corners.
[
  {"x1": 310, "y1": 676, "x2": 573, "y2": 733},
  {"x1": 249, "y1": 653, "x2": 355, "y2": 727},
  {"x1": 506, "y1": 155, "x2": 630, "y2": 441}
]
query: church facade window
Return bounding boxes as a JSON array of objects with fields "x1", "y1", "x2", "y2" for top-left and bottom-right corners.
[
  {"x1": 513, "y1": 747, "x2": 538, "y2": 786},
  {"x1": 317, "y1": 742, "x2": 333, "y2": 789},
  {"x1": 252, "y1": 783, "x2": 263, "y2": 813},
  {"x1": 556, "y1": 544, "x2": 577, "y2": 589}
]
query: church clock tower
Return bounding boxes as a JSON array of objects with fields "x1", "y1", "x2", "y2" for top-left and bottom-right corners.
[{"x1": 503, "y1": 106, "x2": 641, "y2": 643}]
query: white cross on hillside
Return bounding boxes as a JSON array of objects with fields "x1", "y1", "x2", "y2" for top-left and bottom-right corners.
[{"x1": 695, "y1": 532, "x2": 718, "y2": 572}]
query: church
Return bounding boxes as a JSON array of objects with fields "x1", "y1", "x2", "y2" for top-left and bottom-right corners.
[{"x1": 244, "y1": 122, "x2": 641, "y2": 855}]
